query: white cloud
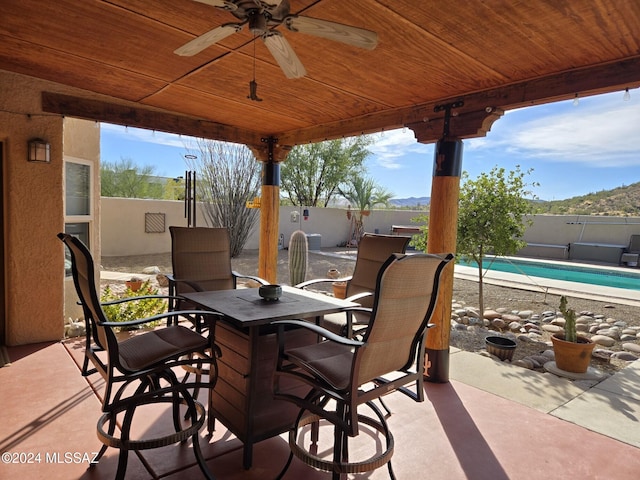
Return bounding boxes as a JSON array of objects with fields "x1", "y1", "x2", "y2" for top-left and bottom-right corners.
[
  {"x1": 370, "y1": 129, "x2": 431, "y2": 169},
  {"x1": 475, "y1": 95, "x2": 640, "y2": 167}
]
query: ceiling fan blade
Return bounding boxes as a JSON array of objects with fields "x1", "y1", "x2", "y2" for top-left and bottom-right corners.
[
  {"x1": 285, "y1": 16, "x2": 378, "y2": 50},
  {"x1": 263, "y1": 32, "x2": 307, "y2": 79},
  {"x1": 192, "y1": 0, "x2": 232, "y2": 8},
  {"x1": 174, "y1": 23, "x2": 244, "y2": 56}
]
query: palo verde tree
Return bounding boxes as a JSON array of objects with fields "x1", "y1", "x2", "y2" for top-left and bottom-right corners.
[
  {"x1": 187, "y1": 140, "x2": 262, "y2": 257},
  {"x1": 457, "y1": 165, "x2": 538, "y2": 316},
  {"x1": 100, "y1": 158, "x2": 163, "y2": 198},
  {"x1": 280, "y1": 136, "x2": 373, "y2": 207}
]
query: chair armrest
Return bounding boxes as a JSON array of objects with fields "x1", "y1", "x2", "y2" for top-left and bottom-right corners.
[
  {"x1": 271, "y1": 319, "x2": 363, "y2": 347},
  {"x1": 342, "y1": 306, "x2": 373, "y2": 314},
  {"x1": 102, "y1": 310, "x2": 223, "y2": 329},
  {"x1": 233, "y1": 271, "x2": 269, "y2": 285},
  {"x1": 345, "y1": 291, "x2": 372, "y2": 303},
  {"x1": 295, "y1": 276, "x2": 352, "y2": 289}
]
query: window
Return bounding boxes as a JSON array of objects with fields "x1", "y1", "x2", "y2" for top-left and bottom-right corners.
[
  {"x1": 64, "y1": 159, "x2": 93, "y2": 276},
  {"x1": 66, "y1": 161, "x2": 91, "y2": 216}
]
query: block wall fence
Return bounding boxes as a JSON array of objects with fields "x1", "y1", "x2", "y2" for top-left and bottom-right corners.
[{"x1": 100, "y1": 197, "x2": 640, "y2": 265}]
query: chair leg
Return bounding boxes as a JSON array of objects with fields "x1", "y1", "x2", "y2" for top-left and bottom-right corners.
[
  {"x1": 378, "y1": 396, "x2": 392, "y2": 417},
  {"x1": 207, "y1": 380, "x2": 215, "y2": 434},
  {"x1": 91, "y1": 419, "x2": 113, "y2": 468},
  {"x1": 115, "y1": 403, "x2": 138, "y2": 480},
  {"x1": 182, "y1": 387, "x2": 215, "y2": 480},
  {"x1": 172, "y1": 386, "x2": 183, "y2": 435},
  {"x1": 332, "y1": 403, "x2": 348, "y2": 480},
  {"x1": 366, "y1": 400, "x2": 396, "y2": 480},
  {"x1": 276, "y1": 406, "x2": 309, "y2": 480},
  {"x1": 310, "y1": 419, "x2": 319, "y2": 455}
]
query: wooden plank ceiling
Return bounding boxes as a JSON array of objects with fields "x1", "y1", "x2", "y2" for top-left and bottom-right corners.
[{"x1": 1, "y1": 0, "x2": 639, "y2": 154}]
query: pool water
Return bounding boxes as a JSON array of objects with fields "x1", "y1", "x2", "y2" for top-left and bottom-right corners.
[{"x1": 458, "y1": 256, "x2": 640, "y2": 291}]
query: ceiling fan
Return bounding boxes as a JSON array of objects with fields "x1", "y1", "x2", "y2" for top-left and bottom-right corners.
[{"x1": 174, "y1": 0, "x2": 378, "y2": 79}]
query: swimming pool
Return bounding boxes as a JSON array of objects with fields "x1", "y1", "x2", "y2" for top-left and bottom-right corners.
[{"x1": 458, "y1": 256, "x2": 640, "y2": 291}]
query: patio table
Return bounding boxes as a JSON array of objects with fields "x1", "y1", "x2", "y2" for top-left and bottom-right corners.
[{"x1": 182, "y1": 286, "x2": 357, "y2": 469}]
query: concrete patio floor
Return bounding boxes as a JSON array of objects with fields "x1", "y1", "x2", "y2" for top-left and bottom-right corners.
[{"x1": 1, "y1": 337, "x2": 638, "y2": 479}]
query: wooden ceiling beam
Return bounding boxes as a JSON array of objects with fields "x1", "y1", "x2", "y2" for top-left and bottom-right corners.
[
  {"x1": 42, "y1": 57, "x2": 640, "y2": 152},
  {"x1": 41, "y1": 92, "x2": 264, "y2": 147},
  {"x1": 276, "y1": 57, "x2": 640, "y2": 146}
]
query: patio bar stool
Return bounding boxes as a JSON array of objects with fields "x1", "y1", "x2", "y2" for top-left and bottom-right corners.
[
  {"x1": 59, "y1": 233, "x2": 221, "y2": 480},
  {"x1": 273, "y1": 252, "x2": 452, "y2": 479}
]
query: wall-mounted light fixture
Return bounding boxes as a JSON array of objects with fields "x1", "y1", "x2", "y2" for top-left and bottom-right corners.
[
  {"x1": 28, "y1": 138, "x2": 50, "y2": 163},
  {"x1": 303, "y1": 208, "x2": 310, "y2": 220}
]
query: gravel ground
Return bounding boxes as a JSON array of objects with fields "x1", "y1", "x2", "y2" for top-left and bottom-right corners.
[{"x1": 101, "y1": 249, "x2": 640, "y2": 375}]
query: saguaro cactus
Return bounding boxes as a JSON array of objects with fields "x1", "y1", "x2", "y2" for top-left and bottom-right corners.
[{"x1": 288, "y1": 230, "x2": 308, "y2": 286}]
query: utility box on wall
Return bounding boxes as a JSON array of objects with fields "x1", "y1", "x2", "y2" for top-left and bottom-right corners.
[{"x1": 306, "y1": 234, "x2": 321, "y2": 251}]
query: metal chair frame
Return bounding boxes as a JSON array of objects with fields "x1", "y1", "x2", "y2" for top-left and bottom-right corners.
[
  {"x1": 273, "y1": 252, "x2": 453, "y2": 479},
  {"x1": 59, "y1": 233, "x2": 221, "y2": 480}
]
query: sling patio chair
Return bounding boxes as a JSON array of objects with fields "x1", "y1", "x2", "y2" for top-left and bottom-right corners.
[
  {"x1": 59, "y1": 233, "x2": 221, "y2": 480},
  {"x1": 168, "y1": 226, "x2": 268, "y2": 329},
  {"x1": 272, "y1": 252, "x2": 453, "y2": 479},
  {"x1": 296, "y1": 233, "x2": 411, "y2": 337}
]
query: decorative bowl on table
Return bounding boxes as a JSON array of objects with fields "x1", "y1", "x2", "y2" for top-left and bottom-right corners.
[{"x1": 259, "y1": 284, "x2": 282, "y2": 301}]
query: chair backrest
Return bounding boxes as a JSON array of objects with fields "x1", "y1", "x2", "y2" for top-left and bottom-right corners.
[
  {"x1": 170, "y1": 226, "x2": 235, "y2": 293},
  {"x1": 347, "y1": 234, "x2": 411, "y2": 306},
  {"x1": 355, "y1": 252, "x2": 452, "y2": 385},
  {"x1": 629, "y1": 235, "x2": 640, "y2": 252},
  {"x1": 58, "y1": 233, "x2": 112, "y2": 352}
]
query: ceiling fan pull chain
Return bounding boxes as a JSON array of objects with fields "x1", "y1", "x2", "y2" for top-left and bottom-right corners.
[
  {"x1": 248, "y1": 33, "x2": 263, "y2": 101},
  {"x1": 248, "y1": 80, "x2": 262, "y2": 102}
]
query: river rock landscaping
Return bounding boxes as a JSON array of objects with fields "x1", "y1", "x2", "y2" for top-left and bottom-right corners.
[{"x1": 99, "y1": 250, "x2": 640, "y2": 377}]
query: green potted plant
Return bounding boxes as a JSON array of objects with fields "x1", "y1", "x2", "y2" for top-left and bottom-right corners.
[{"x1": 550, "y1": 296, "x2": 595, "y2": 373}]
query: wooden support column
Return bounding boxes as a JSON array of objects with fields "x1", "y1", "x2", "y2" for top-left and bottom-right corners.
[
  {"x1": 425, "y1": 138, "x2": 463, "y2": 383},
  {"x1": 408, "y1": 100, "x2": 502, "y2": 382},
  {"x1": 257, "y1": 137, "x2": 281, "y2": 283}
]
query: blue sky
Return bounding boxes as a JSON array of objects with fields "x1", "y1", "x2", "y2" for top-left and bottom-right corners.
[{"x1": 101, "y1": 90, "x2": 638, "y2": 201}]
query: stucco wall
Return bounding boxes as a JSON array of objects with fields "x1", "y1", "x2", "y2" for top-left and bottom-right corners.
[
  {"x1": 100, "y1": 199, "x2": 640, "y2": 264},
  {"x1": 523, "y1": 214, "x2": 640, "y2": 246},
  {"x1": 0, "y1": 71, "x2": 101, "y2": 345},
  {"x1": 100, "y1": 198, "x2": 190, "y2": 256},
  {"x1": 1, "y1": 72, "x2": 65, "y2": 345},
  {"x1": 100, "y1": 199, "x2": 423, "y2": 256}
]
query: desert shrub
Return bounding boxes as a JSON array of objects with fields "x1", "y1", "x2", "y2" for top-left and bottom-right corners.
[{"x1": 101, "y1": 280, "x2": 166, "y2": 330}]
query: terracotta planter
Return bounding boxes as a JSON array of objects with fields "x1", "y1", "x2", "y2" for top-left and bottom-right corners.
[
  {"x1": 332, "y1": 281, "x2": 347, "y2": 299},
  {"x1": 125, "y1": 280, "x2": 143, "y2": 292},
  {"x1": 551, "y1": 334, "x2": 596, "y2": 373}
]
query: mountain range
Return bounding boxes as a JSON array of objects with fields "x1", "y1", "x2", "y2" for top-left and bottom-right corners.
[
  {"x1": 389, "y1": 196, "x2": 430, "y2": 207},
  {"x1": 390, "y1": 181, "x2": 640, "y2": 215}
]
